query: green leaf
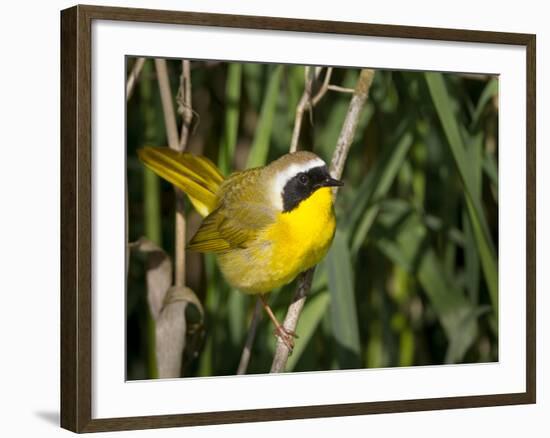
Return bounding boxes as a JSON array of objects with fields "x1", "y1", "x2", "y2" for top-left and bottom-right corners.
[
  {"x1": 347, "y1": 132, "x2": 414, "y2": 255},
  {"x1": 242, "y1": 63, "x2": 263, "y2": 111},
  {"x1": 138, "y1": 58, "x2": 163, "y2": 379},
  {"x1": 246, "y1": 66, "x2": 283, "y2": 168},
  {"x1": 375, "y1": 201, "x2": 480, "y2": 362},
  {"x1": 218, "y1": 63, "x2": 242, "y2": 175},
  {"x1": 425, "y1": 72, "x2": 498, "y2": 315},
  {"x1": 325, "y1": 230, "x2": 361, "y2": 368},
  {"x1": 399, "y1": 327, "x2": 415, "y2": 367},
  {"x1": 445, "y1": 305, "x2": 491, "y2": 363},
  {"x1": 463, "y1": 132, "x2": 483, "y2": 303},
  {"x1": 197, "y1": 254, "x2": 219, "y2": 377},
  {"x1": 227, "y1": 289, "x2": 246, "y2": 346},
  {"x1": 286, "y1": 291, "x2": 330, "y2": 371},
  {"x1": 286, "y1": 66, "x2": 305, "y2": 124},
  {"x1": 471, "y1": 78, "x2": 498, "y2": 129},
  {"x1": 483, "y1": 150, "x2": 499, "y2": 194}
]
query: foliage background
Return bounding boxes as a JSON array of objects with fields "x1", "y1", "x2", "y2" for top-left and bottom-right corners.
[{"x1": 126, "y1": 58, "x2": 499, "y2": 379}]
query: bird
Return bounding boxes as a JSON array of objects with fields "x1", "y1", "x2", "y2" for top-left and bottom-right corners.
[{"x1": 138, "y1": 146, "x2": 343, "y2": 350}]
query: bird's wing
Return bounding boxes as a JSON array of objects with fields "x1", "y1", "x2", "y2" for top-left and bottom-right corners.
[{"x1": 187, "y1": 170, "x2": 276, "y2": 253}]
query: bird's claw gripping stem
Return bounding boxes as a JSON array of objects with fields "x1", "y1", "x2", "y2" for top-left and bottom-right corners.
[{"x1": 273, "y1": 326, "x2": 298, "y2": 352}]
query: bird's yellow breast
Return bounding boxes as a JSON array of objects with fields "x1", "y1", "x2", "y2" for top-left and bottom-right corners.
[{"x1": 261, "y1": 187, "x2": 336, "y2": 289}]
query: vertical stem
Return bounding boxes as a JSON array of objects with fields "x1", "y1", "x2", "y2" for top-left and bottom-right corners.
[
  {"x1": 174, "y1": 195, "x2": 186, "y2": 287},
  {"x1": 143, "y1": 167, "x2": 161, "y2": 380},
  {"x1": 126, "y1": 57, "x2": 146, "y2": 100},
  {"x1": 143, "y1": 170, "x2": 162, "y2": 245},
  {"x1": 154, "y1": 59, "x2": 194, "y2": 378},
  {"x1": 270, "y1": 269, "x2": 314, "y2": 372},
  {"x1": 155, "y1": 59, "x2": 189, "y2": 287},
  {"x1": 178, "y1": 60, "x2": 193, "y2": 150},
  {"x1": 289, "y1": 67, "x2": 321, "y2": 153},
  {"x1": 219, "y1": 63, "x2": 242, "y2": 175},
  {"x1": 125, "y1": 57, "x2": 146, "y2": 276},
  {"x1": 236, "y1": 299, "x2": 263, "y2": 375},
  {"x1": 176, "y1": 60, "x2": 193, "y2": 286},
  {"x1": 140, "y1": 59, "x2": 160, "y2": 378},
  {"x1": 155, "y1": 59, "x2": 179, "y2": 150}
]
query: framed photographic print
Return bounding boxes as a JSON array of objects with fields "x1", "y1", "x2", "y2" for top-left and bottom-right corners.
[{"x1": 60, "y1": 4, "x2": 536, "y2": 433}]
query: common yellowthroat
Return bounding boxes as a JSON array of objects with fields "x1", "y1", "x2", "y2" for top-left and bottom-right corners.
[{"x1": 138, "y1": 147, "x2": 342, "y2": 348}]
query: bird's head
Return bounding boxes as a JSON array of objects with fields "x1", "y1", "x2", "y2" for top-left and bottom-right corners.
[{"x1": 268, "y1": 151, "x2": 343, "y2": 212}]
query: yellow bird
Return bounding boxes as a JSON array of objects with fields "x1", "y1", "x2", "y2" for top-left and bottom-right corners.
[{"x1": 138, "y1": 147, "x2": 342, "y2": 349}]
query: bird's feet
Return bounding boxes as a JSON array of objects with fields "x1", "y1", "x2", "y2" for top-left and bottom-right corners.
[
  {"x1": 259, "y1": 294, "x2": 299, "y2": 353},
  {"x1": 273, "y1": 325, "x2": 299, "y2": 352}
]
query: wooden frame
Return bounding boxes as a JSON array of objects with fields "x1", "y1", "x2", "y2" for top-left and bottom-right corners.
[{"x1": 60, "y1": 4, "x2": 536, "y2": 433}]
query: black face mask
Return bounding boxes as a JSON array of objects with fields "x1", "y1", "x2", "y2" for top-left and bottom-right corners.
[{"x1": 281, "y1": 165, "x2": 343, "y2": 212}]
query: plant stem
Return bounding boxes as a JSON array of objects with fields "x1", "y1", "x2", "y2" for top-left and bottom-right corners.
[
  {"x1": 178, "y1": 60, "x2": 193, "y2": 151},
  {"x1": 140, "y1": 59, "x2": 161, "y2": 378},
  {"x1": 330, "y1": 69, "x2": 375, "y2": 180},
  {"x1": 154, "y1": 59, "x2": 193, "y2": 378},
  {"x1": 289, "y1": 67, "x2": 321, "y2": 153},
  {"x1": 126, "y1": 57, "x2": 146, "y2": 101},
  {"x1": 270, "y1": 68, "x2": 375, "y2": 373},
  {"x1": 236, "y1": 299, "x2": 263, "y2": 375},
  {"x1": 155, "y1": 59, "x2": 189, "y2": 286},
  {"x1": 155, "y1": 59, "x2": 180, "y2": 150},
  {"x1": 270, "y1": 269, "x2": 315, "y2": 372}
]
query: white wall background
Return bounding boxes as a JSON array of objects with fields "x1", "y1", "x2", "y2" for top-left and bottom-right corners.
[{"x1": 0, "y1": 0, "x2": 546, "y2": 437}]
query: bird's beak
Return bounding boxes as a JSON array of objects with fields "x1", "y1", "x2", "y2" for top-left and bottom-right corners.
[{"x1": 322, "y1": 176, "x2": 344, "y2": 188}]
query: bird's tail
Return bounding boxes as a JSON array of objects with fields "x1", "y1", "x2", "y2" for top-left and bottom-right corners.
[{"x1": 137, "y1": 146, "x2": 224, "y2": 217}]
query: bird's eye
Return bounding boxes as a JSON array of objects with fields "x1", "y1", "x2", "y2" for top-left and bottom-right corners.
[{"x1": 298, "y1": 173, "x2": 309, "y2": 185}]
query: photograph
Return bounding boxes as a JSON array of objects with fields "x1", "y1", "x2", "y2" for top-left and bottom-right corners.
[{"x1": 125, "y1": 57, "x2": 499, "y2": 380}]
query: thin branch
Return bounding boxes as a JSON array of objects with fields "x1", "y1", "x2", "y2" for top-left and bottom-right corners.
[
  {"x1": 155, "y1": 59, "x2": 180, "y2": 151},
  {"x1": 236, "y1": 299, "x2": 263, "y2": 375},
  {"x1": 327, "y1": 84, "x2": 355, "y2": 94},
  {"x1": 289, "y1": 67, "x2": 358, "y2": 152},
  {"x1": 311, "y1": 67, "x2": 333, "y2": 106},
  {"x1": 270, "y1": 269, "x2": 315, "y2": 372},
  {"x1": 330, "y1": 69, "x2": 375, "y2": 181},
  {"x1": 174, "y1": 60, "x2": 193, "y2": 288},
  {"x1": 270, "y1": 68, "x2": 375, "y2": 373},
  {"x1": 126, "y1": 57, "x2": 146, "y2": 101},
  {"x1": 289, "y1": 67, "x2": 322, "y2": 153},
  {"x1": 177, "y1": 60, "x2": 193, "y2": 150}
]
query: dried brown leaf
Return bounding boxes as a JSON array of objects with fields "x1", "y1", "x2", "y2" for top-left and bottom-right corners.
[
  {"x1": 156, "y1": 286, "x2": 203, "y2": 378},
  {"x1": 163, "y1": 285, "x2": 204, "y2": 320},
  {"x1": 130, "y1": 237, "x2": 172, "y2": 320},
  {"x1": 156, "y1": 300, "x2": 187, "y2": 378}
]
